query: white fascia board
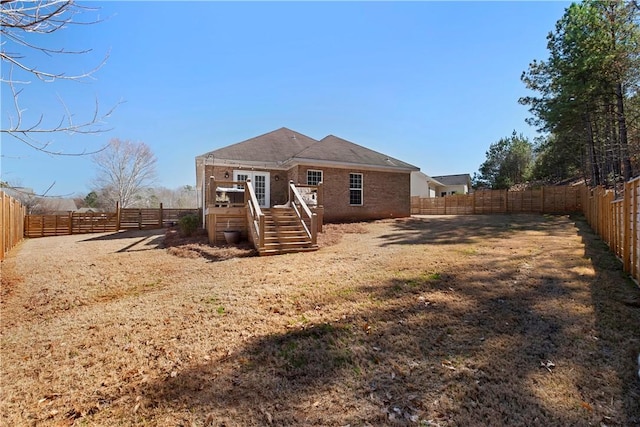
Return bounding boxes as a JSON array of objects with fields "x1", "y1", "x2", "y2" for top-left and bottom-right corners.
[{"x1": 205, "y1": 157, "x2": 289, "y2": 170}]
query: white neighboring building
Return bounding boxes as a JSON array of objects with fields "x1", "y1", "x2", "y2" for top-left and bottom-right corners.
[
  {"x1": 411, "y1": 171, "x2": 443, "y2": 198},
  {"x1": 411, "y1": 172, "x2": 473, "y2": 198}
]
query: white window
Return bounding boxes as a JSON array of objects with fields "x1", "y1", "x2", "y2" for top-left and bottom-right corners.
[
  {"x1": 235, "y1": 173, "x2": 248, "y2": 190},
  {"x1": 307, "y1": 170, "x2": 323, "y2": 186},
  {"x1": 349, "y1": 173, "x2": 363, "y2": 206}
]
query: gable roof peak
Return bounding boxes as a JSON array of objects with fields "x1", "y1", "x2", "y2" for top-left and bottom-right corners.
[{"x1": 197, "y1": 127, "x2": 318, "y2": 165}]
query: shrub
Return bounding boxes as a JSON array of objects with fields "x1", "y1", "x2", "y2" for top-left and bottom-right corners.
[{"x1": 178, "y1": 213, "x2": 199, "y2": 237}]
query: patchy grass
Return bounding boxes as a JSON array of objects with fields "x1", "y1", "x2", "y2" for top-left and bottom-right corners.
[{"x1": 1, "y1": 214, "x2": 639, "y2": 426}]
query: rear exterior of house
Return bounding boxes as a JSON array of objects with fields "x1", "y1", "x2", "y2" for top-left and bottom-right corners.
[{"x1": 196, "y1": 128, "x2": 419, "y2": 223}]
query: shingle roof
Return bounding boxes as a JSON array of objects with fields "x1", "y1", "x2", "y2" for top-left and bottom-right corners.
[
  {"x1": 431, "y1": 174, "x2": 471, "y2": 186},
  {"x1": 294, "y1": 135, "x2": 418, "y2": 170},
  {"x1": 197, "y1": 128, "x2": 418, "y2": 171},
  {"x1": 197, "y1": 127, "x2": 317, "y2": 164}
]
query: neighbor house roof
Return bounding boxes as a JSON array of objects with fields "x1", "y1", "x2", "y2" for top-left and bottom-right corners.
[
  {"x1": 40, "y1": 198, "x2": 78, "y2": 212},
  {"x1": 431, "y1": 174, "x2": 471, "y2": 186},
  {"x1": 412, "y1": 171, "x2": 445, "y2": 186},
  {"x1": 197, "y1": 127, "x2": 418, "y2": 172}
]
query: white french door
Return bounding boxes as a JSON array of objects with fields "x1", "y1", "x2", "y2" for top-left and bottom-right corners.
[{"x1": 234, "y1": 171, "x2": 270, "y2": 208}]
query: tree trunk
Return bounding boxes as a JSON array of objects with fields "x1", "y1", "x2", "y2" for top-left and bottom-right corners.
[
  {"x1": 585, "y1": 112, "x2": 601, "y2": 186},
  {"x1": 616, "y1": 82, "x2": 633, "y2": 181}
]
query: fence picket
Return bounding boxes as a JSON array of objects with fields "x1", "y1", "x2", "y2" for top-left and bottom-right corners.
[{"x1": 23, "y1": 207, "x2": 200, "y2": 238}]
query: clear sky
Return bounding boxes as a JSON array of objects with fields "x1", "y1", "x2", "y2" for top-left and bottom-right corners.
[{"x1": 1, "y1": 1, "x2": 571, "y2": 197}]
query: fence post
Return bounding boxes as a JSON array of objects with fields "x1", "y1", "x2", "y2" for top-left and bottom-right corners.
[
  {"x1": 623, "y1": 182, "x2": 631, "y2": 274},
  {"x1": 159, "y1": 203, "x2": 164, "y2": 228},
  {"x1": 1, "y1": 192, "x2": 6, "y2": 258},
  {"x1": 68, "y1": 211, "x2": 73, "y2": 235},
  {"x1": 631, "y1": 180, "x2": 638, "y2": 280},
  {"x1": 503, "y1": 190, "x2": 508, "y2": 213},
  {"x1": 1, "y1": 192, "x2": 5, "y2": 259},
  {"x1": 472, "y1": 191, "x2": 476, "y2": 215},
  {"x1": 116, "y1": 202, "x2": 121, "y2": 231}
]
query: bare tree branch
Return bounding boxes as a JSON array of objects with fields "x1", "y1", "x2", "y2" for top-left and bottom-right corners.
[{"x1": 1, "y1": 0, "x2": 119, "y2": 156}]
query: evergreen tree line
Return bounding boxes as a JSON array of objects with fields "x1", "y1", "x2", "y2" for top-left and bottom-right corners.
[{"x1": 477, "y1": 0, "x2": 640, "y2": 190}]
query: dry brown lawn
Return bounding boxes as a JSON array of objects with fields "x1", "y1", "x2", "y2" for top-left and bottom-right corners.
[{"x1": 1, "y1": 214, "x2": 639, "y2": 426}]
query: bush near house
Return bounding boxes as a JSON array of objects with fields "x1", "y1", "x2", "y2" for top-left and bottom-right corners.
[{"x1": 178, "y1": 213, "x2": 199, "y2": 237}]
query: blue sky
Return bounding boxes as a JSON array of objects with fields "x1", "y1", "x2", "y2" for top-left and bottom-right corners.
[{"x1": 1, "y1": 1, "x2": 571, "y2": 197}]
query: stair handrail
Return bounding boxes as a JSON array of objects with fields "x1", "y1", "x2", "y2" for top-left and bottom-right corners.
[
  {"x1": 288, "y1": 181, "x2": 317, "y2": 245},
  {"x1": 245, "y1": 178, "x2": 265, "y2": 250}
]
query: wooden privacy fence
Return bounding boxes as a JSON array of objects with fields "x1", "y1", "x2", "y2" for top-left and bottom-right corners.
[
  {"x1": 24, "y1": 212, "x2": 119, "y2": 238},
  {"x1": 582, "y1": 179, "x2": 640, "y2": 284},
  {"x1": 119, "y1": 207, "x2": 199, "y2": 230},
  {"x1": 25, "y1": 205, "x2": 199, "y2": 238},
  {"x1": 411, "y1": 186, "x2": 583, "y2": 215},
  {"x1": 1, "y1": 191, "x2": 26, "y2": 261}
]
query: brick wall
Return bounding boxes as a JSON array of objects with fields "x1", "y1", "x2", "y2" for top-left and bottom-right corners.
[{"x1": 295, "y1": 166, "x2": 411, "y2": 222}]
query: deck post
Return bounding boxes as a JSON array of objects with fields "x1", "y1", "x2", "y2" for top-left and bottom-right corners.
[
  {"x1": 317, "y1": 181, "x2": 324, "y2": 207},
  {"x1": 311, "y1": 213, "x2": 317, "y2": 245}
]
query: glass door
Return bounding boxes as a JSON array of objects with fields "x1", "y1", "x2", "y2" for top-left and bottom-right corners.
[{"x1": 234, "y1": 171, "x2": 270, "y2": 208}]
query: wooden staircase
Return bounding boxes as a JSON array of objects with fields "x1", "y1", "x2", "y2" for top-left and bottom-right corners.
[{"x1": 259, "y1": 207, "x2": 318, "y2": 256}]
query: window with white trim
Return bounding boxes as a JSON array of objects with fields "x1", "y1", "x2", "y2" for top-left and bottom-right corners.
[
  {"x1": 235, "y1": 173, "x2": 248, "y2": 190},
  {"x1": 349, "y1": 173, "x2": 363, "y2": 205},
  {"x1": 307, "y1": 170, "x2": 323, "y2": 186}
]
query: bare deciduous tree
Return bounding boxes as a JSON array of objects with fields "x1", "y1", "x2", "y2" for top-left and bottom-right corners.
[
  {"x1": 1, "y1": 0, "x2": 118, "y2": 156},
  {"x1": 92, "y1": 139, "x2": 157, "y2": 208}
]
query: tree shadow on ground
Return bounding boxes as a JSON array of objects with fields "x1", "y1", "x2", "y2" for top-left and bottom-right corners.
[
  {"x1": 378, "y1": 214, "x2": 575, "y2": 246},
  {"x1": 574, "y1": 218, "x2": 640, "y2": 425},
  {"x1": 80, "y1": 228, "x2": 166, "y2": 242},
  {"x1": 79, "y1": 229, "x2": 166, "y2": 253},
  {"x1": 124, "y1": 216, "x2": 639, "y2": 425}
]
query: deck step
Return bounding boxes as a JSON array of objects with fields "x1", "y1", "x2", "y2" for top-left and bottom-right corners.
[
  {"x1": 259, "y1": 245, "x2": 319, "y2": 256},
  {"x1": 256, "y1": 207, "x2": 317, "y2": 256}
]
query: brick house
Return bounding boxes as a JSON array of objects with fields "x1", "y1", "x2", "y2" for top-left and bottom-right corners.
[{"x1": 195, "y1": 127, "x2": 419, "y2": 223}]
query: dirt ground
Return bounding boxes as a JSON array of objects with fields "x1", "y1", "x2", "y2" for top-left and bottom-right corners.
[{"x1": 1, "y1": 214, "x2": 639, "y2": 426}]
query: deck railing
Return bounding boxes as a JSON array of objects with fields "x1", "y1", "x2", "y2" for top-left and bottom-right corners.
[
  {"x1": 288, "y1": 181, "x2": 318, "y2": 245},
  {"x1": 245, "y1": 178, "x2": 265, "y2": 251}
]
